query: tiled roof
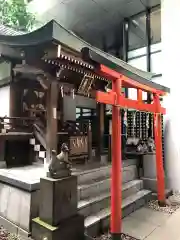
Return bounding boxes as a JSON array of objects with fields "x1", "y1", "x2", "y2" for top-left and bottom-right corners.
[{"x1": 0, "y1": 24, "x2": 25, "y2": 36}]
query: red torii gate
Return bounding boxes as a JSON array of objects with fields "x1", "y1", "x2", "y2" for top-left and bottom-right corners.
[{"x1": 96, "y1": 65, "x2": 166, "y2": 239}]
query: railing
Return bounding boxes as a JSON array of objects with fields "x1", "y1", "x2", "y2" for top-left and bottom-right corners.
[
  {"x1": 33, "y1": 123, "x2": 46, "y2": 149},
  {"x1": 0, "y1": 116, "x2": 37, "y2": 133}
]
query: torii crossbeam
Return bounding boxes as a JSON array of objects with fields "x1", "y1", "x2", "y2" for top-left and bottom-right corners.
[{"x1": 82, "y1": 48, "x2": 170, "y2": 240}]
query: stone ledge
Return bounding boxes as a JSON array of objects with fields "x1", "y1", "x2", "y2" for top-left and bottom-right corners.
[{"x1": 0, "y1": 162, "x2": 138, "y2": 192}]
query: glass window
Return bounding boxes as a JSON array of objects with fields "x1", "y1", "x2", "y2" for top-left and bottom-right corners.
[
  {"x1": 129, "y1": 13, "x2": 147, "y2": 51},
  {"x1": 82, "y1": 109, "x2": 91, "y2": 113},
  {"x1": 128, "y1": 46, "x2": 146, "y2": 59},
  {"x1": 0, "y1": 61, "x2": 11, "y2": 86},
  {"x1": 76, "y1": 107, "x2": 95, "y2": 119},
  {"x1": 82, "y1": 113, "x2": 91, "y2": 117},
  {"x1": 152, "y1": 75, "x2": 162, "y2": 84},
  {"x1": 150, "y1": 8, "x2": 161, "y2": 45},
  {"x1": 76, "y1": 113, "x2": 80, "y2": 119},
  {"x1": 76, "y1": 108, "x2": 81, "y2": 114},
  {"x1": 151, "y1": 51, "x2": 162, "y2": 74},
  {"x1": 128, "y1": 56, "x2": 147, "y2": 71}
]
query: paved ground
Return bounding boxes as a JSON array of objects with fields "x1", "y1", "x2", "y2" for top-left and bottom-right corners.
[{"x1": 122, "y1": 206, "x2": 180, "y2": 240}]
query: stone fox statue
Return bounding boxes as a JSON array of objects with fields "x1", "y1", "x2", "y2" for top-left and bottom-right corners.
[{"x1": 48, "y1": 143, "x2": 71, "y2": 179}]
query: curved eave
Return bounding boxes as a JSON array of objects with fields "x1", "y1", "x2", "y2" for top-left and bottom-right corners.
[
  {"x1": 0, "y1": 20, "x2": 170, "y2": 93},
  {"x1": 81, "y1": 48, "x2": 170, "y2": 94},
  {"x1": 0, "y1": 21, "x2": 54, "y2": 47},
  {"x1": 52, "y1": 22, "x2": 170, "y2": 94}
]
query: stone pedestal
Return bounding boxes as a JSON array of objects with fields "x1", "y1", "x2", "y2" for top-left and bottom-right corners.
[
  {"x1": 32, "y1": 175, "x2": 84, "y2": 240},
  {"x1": 39, "y1": 176, "x2": 77, "y2": 226},
  {"x1": 143, "y1": 153, "x2": 156, "y2": 179},
  {"x1": 142, "y1": 153, "x2": 167, "y2": 193},
  {"x1": 142, "y1": 154, "x2": 157, "y2": 192},
  {"x1": 32, "y1": 214, "x2": 84, "y2": 240}
]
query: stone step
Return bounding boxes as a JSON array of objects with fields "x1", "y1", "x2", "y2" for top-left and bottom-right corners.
[
  {"x1": 78, "y1": 179, "x2": 143, "y2": 218},
  {"x1": 76, "y1": 163, "x2": 138, "y2": 185},
  {"x1": 84, "y1": 189, "x2": 152, "y2": 237},
  {"x1": 77, "y1": 165, "x2": 138, "y2": 200},
  {"x1": 78, "y1": 178, "x2": 111, "y2": 201}
]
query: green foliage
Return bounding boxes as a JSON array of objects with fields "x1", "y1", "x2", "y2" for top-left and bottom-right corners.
[{"x1": 0, "y1": 0, "x2": 36, "y2": 31}]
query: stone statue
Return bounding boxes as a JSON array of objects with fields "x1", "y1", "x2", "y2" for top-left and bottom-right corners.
[
  {"x1": 147, "y1": 137, "x2": 156, "y2": 153},
  {"x1": 47, "y1": 143, "x2": 71, "y2": 179},
  {"x1": 137, "y1": 140, "x2": 148, "y2": 153}
]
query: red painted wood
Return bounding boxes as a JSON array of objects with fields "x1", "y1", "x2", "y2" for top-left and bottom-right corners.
[
  {"x1": 153, "y1": 95, "x2": 165, "y2": 203},
  {"x1": 99, "y1": 64, "x2": 166, "y2": 96},
  {"x1": 111, "y1": 78, "x2": 122, "y2": 234},
  {"x1": 95, "y1": 64, "x2": 167, "y2": 237},
  {"x1": 96, "y1": 91, "x2": 166, "y2": 114}
]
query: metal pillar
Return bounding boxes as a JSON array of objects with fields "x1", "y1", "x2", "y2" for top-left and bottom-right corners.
[
  {"x1": 122, "y1": 19, "x2": 129, "y2": 63},
  {"x1": 146, "y1": 8, "x2": 151, "y2": 73},
  {"x1": 146, "y1": 8, "x2": 151, "y2": 103},
  {"x1": 111, "y1": 78, "x2": 122, "y2": 239},
  {"x1": 146, "y1": 8, "x2": 153, "y2": 140},
  {"x1": 122, "y1": 19, "x2": 129, "y2": 98},
  {"x1": 153, "y1": 94, "x2": 166, "y2": 205}
]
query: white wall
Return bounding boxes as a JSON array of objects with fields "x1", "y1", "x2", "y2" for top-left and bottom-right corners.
[
  {"x1": 0, "y1": 61, "x2": 11, "y2": 117},
  {"x1": 161, "y1": 0, "x2": 180, "y2": 191},
  {"x1": 151, "y1": 51, "x2": 162, "y2": 75},
  {"x1": 0, "y1": 86, "x2": 10, "y2": 117}
]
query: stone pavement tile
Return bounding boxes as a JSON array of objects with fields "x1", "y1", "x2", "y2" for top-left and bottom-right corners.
[
  {"x1": 129, "y1": 207, "x2": 170, "y2": 227},
  {"x1": 145, "y1": 209, "x2": 180, "y2": 240},
  {"x1": 122, "y1": 216, "x2": 157, "y2": 240}
]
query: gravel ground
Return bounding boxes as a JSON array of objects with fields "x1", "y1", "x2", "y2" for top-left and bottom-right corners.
[
  {"x1": 0, "y1": 227, "x2": 20, "y2": 240},
  {"x1": 95, "y1": 233, "x2": 139, "y2": 240},
  {"x1": 147, "y1": 200, "x2": 180, "y2": 214}
]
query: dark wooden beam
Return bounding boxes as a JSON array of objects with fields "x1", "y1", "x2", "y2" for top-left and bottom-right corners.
[
  {"x1": 46, "y1": 81, "x2": 59, "y2": 163},
  {"x1": 97, "y1": 103, "x2": 105, "y2": 157},
  {"x1": 0, "y1": 45, "x2": 22, "y2": 60}
]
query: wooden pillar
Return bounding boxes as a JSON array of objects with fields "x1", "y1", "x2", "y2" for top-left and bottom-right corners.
[
  {"x1": 46, "y1": 81, "x2": 58, "y2": 166},
  {"x1": 97, "y1": 103, "x2": 105, "y2": 157},
  {"x1": 9, "y1": 82, "x2": 16, "y2": 118},
  {"x1": 153, "y1": 94, "x2": 166, "y2": 206},
  {"x1": 9, "y1": 63, "x2": 20, "y2": 119},
  {"x1": 88, "y1": 121, "x2": 92, "y2": 161},
  {"x1": 111, "y1": 78, "x2": 122, "y2": 239}
]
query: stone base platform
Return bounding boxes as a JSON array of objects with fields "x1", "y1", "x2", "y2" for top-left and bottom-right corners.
[
  {"x1": 0, "y1": 159, "x2": 139, "y2": 238},
  {"x1": 0, "y1": 162, "x2": 110, "y2": 235}
]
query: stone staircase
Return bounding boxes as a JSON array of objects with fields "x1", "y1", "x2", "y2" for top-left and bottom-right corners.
[{"x1": 75, "y1": 159, "x2": 152, "y2": 237}]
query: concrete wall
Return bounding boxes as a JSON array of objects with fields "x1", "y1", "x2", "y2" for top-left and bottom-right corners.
[
  {"x1": 0, "y1": 61, "x2": 11, "y2": 117},
  {"x1": 161, "y1": 0, "x2": 180, "y2": 192},
  {"x1": 0, "y1": 86, "x2": 10, "y2": 117}
]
